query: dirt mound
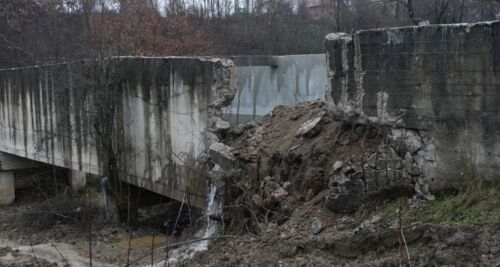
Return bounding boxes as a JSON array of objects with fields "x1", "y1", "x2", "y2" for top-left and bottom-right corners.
[{"x1": 223, "y1": 101, "x2": 383, "y2": 231}]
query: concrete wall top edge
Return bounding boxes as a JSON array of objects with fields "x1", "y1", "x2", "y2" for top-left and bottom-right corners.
[
  {"x1": 0, "y1": 54, "x2": 327, "y2": 72},
  {"x1": 0, "y1": 56, "x2": 233, "y2": 72},
  {"x1": 353, "y1": 20, "x2": 500, "y2": 36}
]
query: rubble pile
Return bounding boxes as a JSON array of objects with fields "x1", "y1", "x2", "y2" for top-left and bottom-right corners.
[
  {"x1": 218, "y1": 101, "x2": 432, "y2": 230},
  {"x1": 326, "y1": 128, "x2": 431, "y2": 213}
]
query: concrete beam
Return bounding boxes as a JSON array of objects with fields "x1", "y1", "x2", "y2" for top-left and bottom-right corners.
[
  {"x1": 0, "y1": 152, "x2": 39, "y2": 171},
  {"x1": 0, "y1": 171, "x2": 14, "y2": 205}
]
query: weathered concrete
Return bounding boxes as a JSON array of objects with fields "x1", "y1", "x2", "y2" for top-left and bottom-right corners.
[
  {"x1": 0, "y1": 57, "x2": 237, "y2": 209},
  {"x1": 325, "y1": 21, "x2": 500, "y2": 189},
  {"x1": 226, "y1": 54, "x2": 328, "y2": 124},
  {"x1": 0, "y1": 171, "x2": 14, "y2": 205},
  {"x1": 69, "y1": 170, "x2": 86, "y2": 191},
  {"x1": 0, "y1": 152, "x2": 38, "y2": 170}
]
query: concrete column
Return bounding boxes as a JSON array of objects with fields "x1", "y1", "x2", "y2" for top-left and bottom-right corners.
[
  {"x1": 0, "y1": 171, "x2": 15, "y2": 205},
  {"x1": 69, "y1": 170, "x2": 86, "y2": 191}
]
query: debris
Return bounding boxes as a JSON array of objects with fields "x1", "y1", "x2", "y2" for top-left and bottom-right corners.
[
  {"x1": 387, "y1": 129, "x2": 423, "y2": 155},
  {"x1": 215, "y1": 119, "x2": 231, "y2": 131},
  {"x1": 209, "y1": 142, "x2": 235, "y2": 169},
  {"x1": 295, "y1": 116, "x2": 323, "y2": 138},
  {"x1": 325, "y1": 174, "x2": 366, "y2": 213},
  {"x1": 204, "y1": 132, "x2": 220, "y2": 146},
  {"x1": 251, "y1": 195, "x2": 263, "y2": 206},
  {"x1": 333, "y1": 161, "x2": 343, "y2": 172}
]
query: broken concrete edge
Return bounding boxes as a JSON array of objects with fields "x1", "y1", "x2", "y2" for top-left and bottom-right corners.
[
  {"x1": 324, "y1": 121, "x2": 436, "y2": 213},
  {"x1": 208, "y1": 57, "x2": 238, "y2": 115},
  {"x1": 314, "y1": 102, "x2": 436, "y2": 213},
  {"x1": 203, "y1": 56, "x2": 238, "y2": 172},
  {"x1": 182, "y1": 57, "x2": 236, "y2": 252}
]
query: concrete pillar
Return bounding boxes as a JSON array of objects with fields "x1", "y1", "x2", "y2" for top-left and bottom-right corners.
[
  {"x1": 0, "y1": 171, "x2": 15, "y2": 205},
  {"x1": 69, "y1": 170, "x2": 86, "y2": 191}
]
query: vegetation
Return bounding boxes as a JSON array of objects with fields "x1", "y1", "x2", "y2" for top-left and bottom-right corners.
[
  {"x1": 379, "y1": 179, "x2": 500, "y2": 225},
  {"x1": 0, "y1": 0, "x2": 499, "y2": 68}
]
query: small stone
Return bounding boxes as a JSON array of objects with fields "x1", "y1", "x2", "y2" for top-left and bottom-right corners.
[
  {"x1": 271, "y1": 187, "x2": 288, "y2": 200},
  {"x1": 388, "y1": 129, "x2": 423, "y2": 155},
  {"x1": 290, "y1": 113, "x2": 301, "y2": 120},
  {"x1": 295, "y1": 116, "x2": 323, "y2": 138},
  {"x1": 294, "y1": 257, "x2": 307, "y2": 267},
  {"x1": 251, "y1": 194, "x2": 263, "y2": 206},
  {"x1": 215, "y1": 119, "x2": 231, "y2": 131},
  {"x1": 333, "y1": 161, "x2": 343, "y2": 172},
  {"x1": 311, "y1": 218, "x2": 323, "y2": 235},
  {"x1": 283, "y1": 181, "x2": 291, "y2": 189}
]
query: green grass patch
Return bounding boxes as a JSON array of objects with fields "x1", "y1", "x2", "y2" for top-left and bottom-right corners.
[{"x1": 376, "y1": 179, "x2": 500, "y2": 225}]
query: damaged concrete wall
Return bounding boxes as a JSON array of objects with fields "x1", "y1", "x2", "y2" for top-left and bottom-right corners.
[
  {"x1": 226, "y1": 54, "x2": 328, "y2": 124},
  {"x1": 325, "y1": 21, "x2": 500, "y2": 189},
  {"x1": 0, "y1": 57, "x2": 236, "y2": 208}
]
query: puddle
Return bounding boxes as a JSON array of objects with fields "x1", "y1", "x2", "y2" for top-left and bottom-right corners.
[{"x1": 117, "y1": 233, "x2": 171, "y2": 250}]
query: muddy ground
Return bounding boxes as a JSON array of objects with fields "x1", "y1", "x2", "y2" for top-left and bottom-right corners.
[
  {"x1": 0, "y1": 184, "x2": 199, "y2": 267},
  {"x1": 2, "y1": 186, "x2": 499, "y2": 267}
]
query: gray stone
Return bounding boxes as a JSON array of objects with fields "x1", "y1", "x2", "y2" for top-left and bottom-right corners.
[
  {"x1": 333, "y1": 161, "x2": 343, "y2": 172},
  {"x1": 311, "y1": 218, "x2": 323, "y2": 235},
  {"x1": 251, "y1": 194, "x2": 263, "y2": 206},
  {"x1": 388, "y1": 129, "x2": 423, "y2": 155},
  {"x1": 209, "y1": 142, "x2": 236, "y2": 169},
  {"x1": 215, "y1": 119, "x2": 231, "y2": 131},
  {"x1": 295, "y1": 116, "x2": 323, "y2": 138}
]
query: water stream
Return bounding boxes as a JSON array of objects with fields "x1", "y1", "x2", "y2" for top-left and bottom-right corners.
[{"x1": 153, "y1": 183, "x2": 223, "y2": 266}]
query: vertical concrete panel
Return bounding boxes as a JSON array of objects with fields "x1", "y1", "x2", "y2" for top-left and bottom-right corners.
[
  {"x1": 325, "y1": 21, "x2": 500, "y2": 188},
  {"x1": 0, "y1": 57, "x2": 236, "y2": 209},
  {"x1": 0, "y1": 171, "x2": 14, "y2": 205},
  {"x1": 227, "y1": 54, "x2": 327, "y2": 124},
  {"x1": 69, "y1": 170, "x2": 86, "y2": 191}
]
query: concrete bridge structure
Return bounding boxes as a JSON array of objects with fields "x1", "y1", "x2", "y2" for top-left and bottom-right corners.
[
  {"x1": 0, "y1": 55, "x2": 327, "y2": 208},
  {"x1": 2, "y1": 20, "x2": 499, "y2": 209}
]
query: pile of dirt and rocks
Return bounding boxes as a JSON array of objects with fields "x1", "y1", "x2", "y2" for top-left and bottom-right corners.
[
  {"x1": 217, "y1": 101, "x2": 432, "y2": 233},
  {"x1": 186, "y1": 101, "x2": 500, "y2": 266}
]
